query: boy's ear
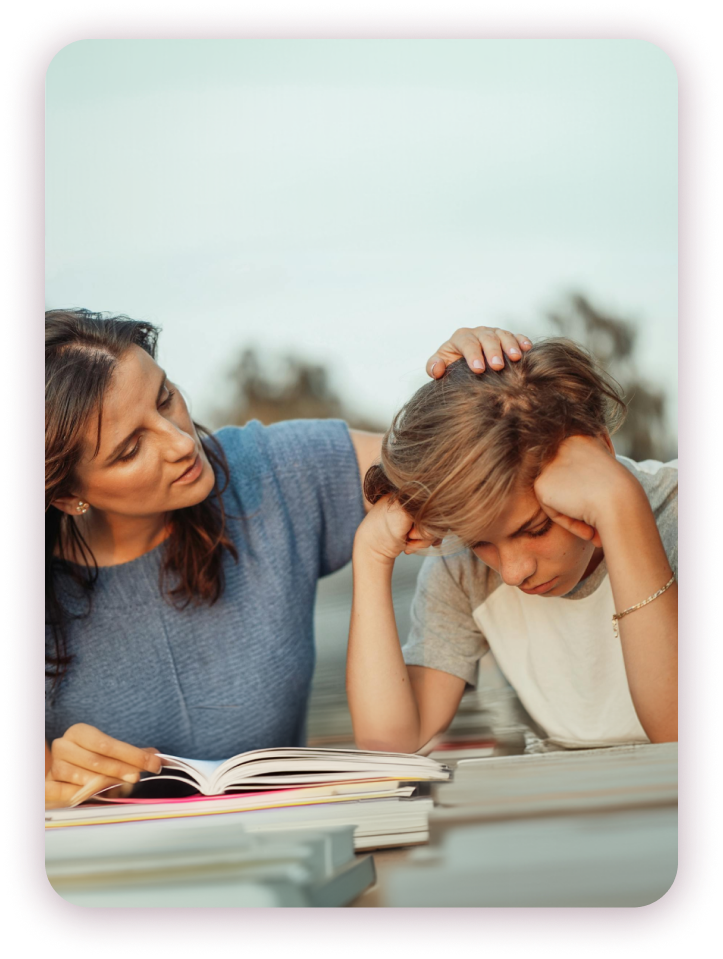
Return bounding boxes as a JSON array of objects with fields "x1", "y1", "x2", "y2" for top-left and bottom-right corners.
[{"x1": 51, "y1": 495, "x2": 88, "y2": 516}]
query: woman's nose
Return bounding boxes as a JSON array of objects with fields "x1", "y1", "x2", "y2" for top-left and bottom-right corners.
[{"x1": 163, "y1": 420, "x2": 196, "y2": 460}]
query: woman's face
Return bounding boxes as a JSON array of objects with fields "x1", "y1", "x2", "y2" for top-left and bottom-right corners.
[
  {"x1": 467, "y1": 487, "x2": 599, "y2": 597},
  {"x1": 64, "y1": 345, "x2": 215, "y2": 518}
]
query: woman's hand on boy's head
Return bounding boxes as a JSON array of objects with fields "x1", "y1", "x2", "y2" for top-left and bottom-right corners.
[
  {"x1": 427, "y1": 326, "x2": 532, "y2": 379},
  {"x1": 534, "y1": 434, "x2": 634, "y2": 546}
]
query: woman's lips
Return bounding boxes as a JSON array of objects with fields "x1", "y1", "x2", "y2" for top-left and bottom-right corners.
[
  {"x1": 172, "y1": 454, "x2": 202, "y2": 485},
  {"x1": 519, "y1": 576, "x2": 558, "y2": 595}
]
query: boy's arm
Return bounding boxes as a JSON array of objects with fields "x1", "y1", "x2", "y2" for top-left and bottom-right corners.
[
  {"x1": 535, "y1": 436, "x2": 677, "y2": 743},
  {"x1": 595, "y1": 488, "x2": 677, "y2": 742},
  {"x1": 346, "y1": 498, "x2": 473, "y2": 752}
]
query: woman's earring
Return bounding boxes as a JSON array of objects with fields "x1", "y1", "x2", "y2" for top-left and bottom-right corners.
[{"x1": 75, "y1": 501, "x2": 89, "y2": 514}]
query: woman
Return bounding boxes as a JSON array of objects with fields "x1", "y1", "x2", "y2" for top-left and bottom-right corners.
[
  {"x1": 347, "y1": 339, "x2": 677, "y2": 753},
  {"x1": 45, "y1": 309, "x2": 532, "y2": 806}
]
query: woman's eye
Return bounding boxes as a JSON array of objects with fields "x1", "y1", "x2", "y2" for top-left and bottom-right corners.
[
  {"x1": 118, "y1": 442, "x2": 141, "y2": 462},
  {"x1": 159, "y1": 387, "x2": 176, "y2": 409}
]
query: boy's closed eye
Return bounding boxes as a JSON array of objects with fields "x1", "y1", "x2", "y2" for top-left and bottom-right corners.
[
  {"x1": 525, "y1": 518, "x2": 554, "y2": 538},
  {"x1": 471, "y1": 517, "x2": 554, "y2": 550}
]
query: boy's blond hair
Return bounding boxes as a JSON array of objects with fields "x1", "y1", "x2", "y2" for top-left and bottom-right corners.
[{"x1": 364, "y1": 338, "x2": 627, "y2": 545}]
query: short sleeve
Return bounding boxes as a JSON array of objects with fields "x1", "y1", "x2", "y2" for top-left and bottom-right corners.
[
  {"x1": 216, "y1": 419, "x2": 366, "y2": 578},
  {"x1": 619, "y1": 457, "x2": 678, "y2": 579},
  {"x1": 402, "y1": 553, "x2": 490, "y2": 686}
]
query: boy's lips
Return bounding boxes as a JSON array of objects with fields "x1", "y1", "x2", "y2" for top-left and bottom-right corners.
[{"x1": 519, "y1": 576, "x2": 558, "y2": 595}]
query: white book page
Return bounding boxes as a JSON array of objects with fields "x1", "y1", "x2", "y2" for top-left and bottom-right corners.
[{"x1": 157, "y1": 754, "x2": 228, "y2": 793}]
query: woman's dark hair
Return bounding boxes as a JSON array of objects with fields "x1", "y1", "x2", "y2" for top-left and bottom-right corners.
[
  {"x1": 364, "y1": 337, "x2": 628, "y2": 546},
  {"x1": 46, "y1": 309, "x2": 239, "y2": 688}
]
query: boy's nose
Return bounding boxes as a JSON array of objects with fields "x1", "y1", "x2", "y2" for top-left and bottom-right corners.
[{"x1": 498, "y1": 551, "x2": 536, "y2": 588}]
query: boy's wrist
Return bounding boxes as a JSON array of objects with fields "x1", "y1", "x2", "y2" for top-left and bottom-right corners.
[
  {"x1": 353, "y1": 532, "x2": 399, "y2": 571},
  {"x1": 593, "y1": 473, "x2": 652, "y2": 540}
]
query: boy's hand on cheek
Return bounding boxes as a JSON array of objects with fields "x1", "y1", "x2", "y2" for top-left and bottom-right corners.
[
  {"x1": 354, "y1": 496, "x2": 438, "y2": 565},
  {"x1": 534, "y1": 435, "x2": 636, "y2": 545}
]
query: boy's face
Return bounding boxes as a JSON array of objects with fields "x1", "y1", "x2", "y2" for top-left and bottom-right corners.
[{"x1": 467, "y1": 487, "x2": 601, "y2": 596}]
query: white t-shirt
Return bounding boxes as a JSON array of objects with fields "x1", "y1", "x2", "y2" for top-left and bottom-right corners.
[{"x1": 402, "y1": 457, "x2": 678, "y2": 748}]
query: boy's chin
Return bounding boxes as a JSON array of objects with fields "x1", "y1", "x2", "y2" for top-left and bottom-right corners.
[{"x1": 551, "y1": 574, "x2": 579, "y2": 597}]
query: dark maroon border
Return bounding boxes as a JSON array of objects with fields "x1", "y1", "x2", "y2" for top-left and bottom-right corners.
[{"x1": 8, "y1": 5, "x2": 713, "y2": 951}]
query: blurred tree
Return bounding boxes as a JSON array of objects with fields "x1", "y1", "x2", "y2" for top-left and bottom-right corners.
[
  {"x1": 546, "y1": 293, "x2": 675, "y2": 461},
  {"x1": 211, "y1": 348, "x2": 385, "y2": 432}
]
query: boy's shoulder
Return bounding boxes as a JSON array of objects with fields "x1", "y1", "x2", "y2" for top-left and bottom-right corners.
[
  {"x1": 617, "y1": 455, "x2": 677, "y2": 523},
  {"x1": 418, "y1": 548, "x2": 501, "y2": 611}
]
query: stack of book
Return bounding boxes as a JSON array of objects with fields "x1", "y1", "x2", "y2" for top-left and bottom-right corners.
[
  {"x1": 428, "y1": 740, "x2": 678, "y2": 818},
  {"x1": 46, "y1": 747, "x2": 450, "y2": 852},
  {"x1": 46, "y1": 818, "x2": 376, "y2": 907}
]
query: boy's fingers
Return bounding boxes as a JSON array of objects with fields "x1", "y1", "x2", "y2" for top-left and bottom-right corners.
[{"x1": 549, "y1": 513, "x2": 598, "y2": 543}]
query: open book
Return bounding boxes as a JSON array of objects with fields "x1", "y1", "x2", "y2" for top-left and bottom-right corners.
[{"x1": 151, "y1": 747, "x2": 450, "y2": 796}]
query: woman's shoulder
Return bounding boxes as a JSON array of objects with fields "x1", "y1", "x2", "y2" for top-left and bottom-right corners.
[
  {"x1": 210, "y1": 419, "x2": 358, "y2": 513},
  {"x1": 213, "y1": 419, "x2": 353, "y2": 469}
]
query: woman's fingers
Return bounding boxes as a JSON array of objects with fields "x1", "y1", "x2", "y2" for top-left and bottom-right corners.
[
  {"x1": 60, "y1": 723, "x2": 163, "y2": 774},
  {"x1": 50, "y1": 742, "x2": 144, "y2": 786},
  {"x1": 427, "y1": 327, "x2": 533, "y2": 378},
  {"x1": 45, "y1": 772, "x2": 121, "y2": 809},
  {"x1": 45, "y1": 724, "x2": 164, "y2": 809}
]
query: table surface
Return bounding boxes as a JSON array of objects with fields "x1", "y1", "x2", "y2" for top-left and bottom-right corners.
[{"x1": 349, "y1": 742, "x2": 678, "y2": 908}]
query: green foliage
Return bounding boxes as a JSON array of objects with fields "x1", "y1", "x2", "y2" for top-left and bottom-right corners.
[
  {"x1": 546, "y1": 294, "x2": 674, "y2": 461},
  {"x1": 211, "y1": 348, "x2": 384, "y2": 432}
]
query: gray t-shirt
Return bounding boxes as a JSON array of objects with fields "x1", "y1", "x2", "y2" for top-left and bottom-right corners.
[
  {"x1": 46, "y1": 419, "x2": 365, "y2": 759},
  {"x1": 403, "y1": 457, "x2": 678, "y2": 747}
]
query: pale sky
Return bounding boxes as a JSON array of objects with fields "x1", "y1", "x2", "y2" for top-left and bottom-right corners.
[{"x1": 46, "y1": 39, "x2": 677, "y2": 437}]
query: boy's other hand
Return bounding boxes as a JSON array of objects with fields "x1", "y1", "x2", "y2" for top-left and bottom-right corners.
[{"x1": 354, "y1": 495, "x2": 441, "y2": 565}]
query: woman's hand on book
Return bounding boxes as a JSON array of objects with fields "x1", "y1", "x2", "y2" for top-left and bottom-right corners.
[
  {"x1": 45, "y1": 723, "x2": 163, "y2": 809},
  {"x1": 353, "y1": 495, "x2": 440, "y2": 566},
  {"x1": 426, "y1": 326, "x2": 532, "y2": 379}
]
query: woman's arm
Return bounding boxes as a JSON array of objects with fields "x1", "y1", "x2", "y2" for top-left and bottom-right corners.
[
  {"x1": 346, "y1": 497, "x2": 467, "y2": 752},
  {"x1": 535, "y1": 437, "x2": 677, "y2": 743},
  {"x1": 45, "y1": 724, "x2": 163, "y2": 809}
]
